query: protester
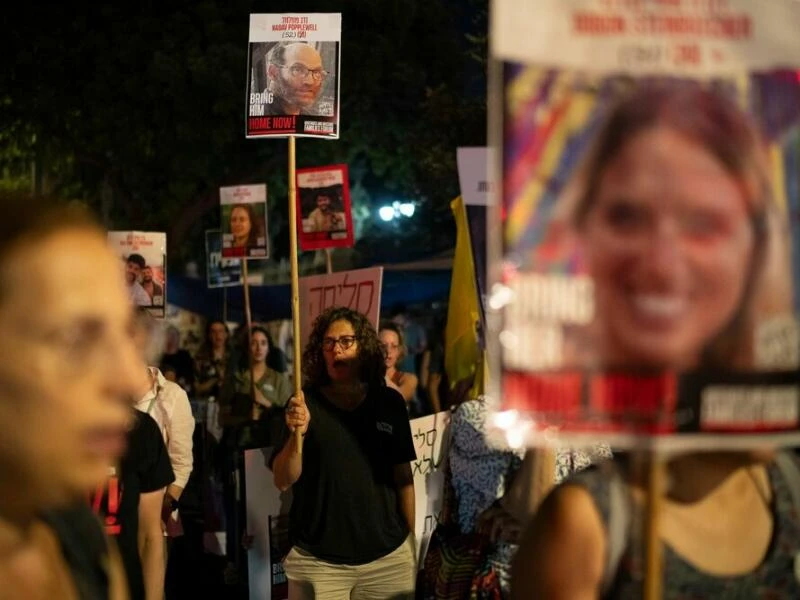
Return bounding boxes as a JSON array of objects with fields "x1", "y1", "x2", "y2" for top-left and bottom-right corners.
[
  {"x1": 512, "y1": 83, "x2": 800, "y2": 598},
  {"x1": 270, "y1": 307, "x2": 417, "y2": 599},
  {"x1": 132, "y1": 309, "x2": 194, "y2": 537},
  {"x1": 379, "y1": 322, "x2": 419, "y2": 409},
  {"x1": 159, "y1": 325, "x2": 195, "y2": 394},
  {"x1": 265, "y1": 42, "x2": 326, "y2": 116},
  {"x1": 0, "y1": 195, "x2": 141, "y2": 597},
  {"x1": 92, "y1": 408, "x2": 174, "y2": 600},
  {"x1": 194, "y1": 319, "x2": 231, "y2": 400},
  {"x1": 229, "y1": 204, "x2": 263, "y2": 250}
]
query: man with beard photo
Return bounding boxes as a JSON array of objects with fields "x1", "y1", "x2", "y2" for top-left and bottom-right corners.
[
  {"x1": 305, "y1": 191, "x2": 346, "y2": 233},
  {"x1": 141, "y1": 266, "x2": 163, "y2": 305},
  {"x1": 264, "y1": 42, "x2": 327, "y2": 116}
]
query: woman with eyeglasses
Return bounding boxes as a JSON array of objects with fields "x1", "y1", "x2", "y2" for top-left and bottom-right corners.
[
  {"x1": 379, "y1": 322, "x2": 419, "y2": 408},
  {"x1": 269, "y1": 307, "x2": 418, "y2": 599}
]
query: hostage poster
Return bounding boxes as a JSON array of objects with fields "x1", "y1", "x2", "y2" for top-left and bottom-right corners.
[
  {"x1": 490, "y1": 0, "x2": 800, "y2": 450},
  {"x1": 296, "y1": 164, "x2": 354, "y2": 251},
  {"x1": 245, "y1": 13, "x2": 341, "y2": 139},
  {"x1": 220, "y1": 184, "x2": 269, "y2": 260},
  {"x1": 108, "y1": 231, "x2": 167, "y2": 318},
  {"x1": 205, "y1": 230, "x2": 243, "y2": 288}
]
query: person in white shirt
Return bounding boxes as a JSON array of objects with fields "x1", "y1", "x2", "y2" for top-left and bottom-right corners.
[{"x1": 132, "y1": 310, "x2": 194, "y2": 527}]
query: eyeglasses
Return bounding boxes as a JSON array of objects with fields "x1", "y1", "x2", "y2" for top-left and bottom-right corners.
[
  {"x1": 276, "y1": 64, "x2": 328, "y2": 81},
  {"x1": 322, "y1": 336, "x2": 357, "y2": 352}
]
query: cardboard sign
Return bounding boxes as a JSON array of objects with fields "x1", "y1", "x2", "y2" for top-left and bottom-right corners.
[
  {"x1": 205, "y1": 230, "x2": 243, "y2": 288},
  {"x1": 299, "y1": 267, "x2": 383, "y2": 346},
  {"x1": 220, "y1": 184, "x2": 269, "y2": 260},
  {"x1": 245, "y1": 14, "x2": 342, "y2": 139},
  {"x1": 108, "y1": 231, "x2": 167, "y2": 318}
]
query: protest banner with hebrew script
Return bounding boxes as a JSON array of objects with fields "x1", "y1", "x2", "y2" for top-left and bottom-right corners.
[{"x1": 299, "y1": 267, "x2": 383, "y2": 346}]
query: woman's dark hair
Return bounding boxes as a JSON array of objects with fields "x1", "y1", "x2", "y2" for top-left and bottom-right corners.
[
  {"x1": 572, "y1": 81, "x2": 775, "y2": 368},
  {"x1": 0, "y1": 193, "x2": 101, "y2": 303},
  {"x1": 230, "y1": 203, "x2": 264, "y2": 247},
  {"x1": 303, "y1": 307, "x2": 386, "y2": 389}
]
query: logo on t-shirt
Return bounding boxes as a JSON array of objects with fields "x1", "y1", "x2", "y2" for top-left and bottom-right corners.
[
  {"x1": 89, "y1": 465, "x2": 123, "y2": 536},
  {"x1": 376, "y1": 421, "x2": 393, "y2": 435}
]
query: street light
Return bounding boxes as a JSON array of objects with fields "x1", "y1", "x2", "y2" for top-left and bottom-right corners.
[{"x1": 377, "y1": 201, "x2": 416, "y2": 222}]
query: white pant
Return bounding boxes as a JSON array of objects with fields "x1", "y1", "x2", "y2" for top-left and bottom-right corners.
[{"x1": 283, "y1": 534, "x2": 416, "y2": 600}]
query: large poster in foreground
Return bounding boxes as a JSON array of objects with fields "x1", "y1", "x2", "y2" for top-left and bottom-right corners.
[{"x1": 490, "y1": 0, "x2": 800, "y2": 449}]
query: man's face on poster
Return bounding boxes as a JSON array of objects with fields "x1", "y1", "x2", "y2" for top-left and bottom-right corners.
[
  {"x1": 316, "y1": 194, "x2": 332, "y2": 213},
  {"x1": 125, "y1": 260, "x2": 141, "y2": 285},
  {"x1": 142, "y1": 266, "x2": 153, "y2": 283},
  {"x1": 269, "y1": 44, "x2": 324, "y2": 111}
]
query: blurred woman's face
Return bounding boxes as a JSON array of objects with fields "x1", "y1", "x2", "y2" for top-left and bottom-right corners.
[
  {"x1": 250, "y1": 331, "x2": 269, "y2": 364},
  {"x1": 231, "y1": 207, "x2": 252, "y2": 245},
  {"x1": 0, "y1": 229, "x2": 143, "y2": 509},
  {"x1": 380, "y1": 329, "x2": 401, "y2": 370},
  {"x1": 580, "y1": 126, "x2": 755, "y2": 369},
  {"x1": 210, "y1": 322, "x2": 228, "y2": 350}
]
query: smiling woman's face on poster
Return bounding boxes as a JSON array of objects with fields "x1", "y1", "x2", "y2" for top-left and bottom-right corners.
[{"x1": 572, "y1": 85, "x2": 773, "y2": 372}]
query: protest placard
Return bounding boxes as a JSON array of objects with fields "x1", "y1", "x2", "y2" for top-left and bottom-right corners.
[
  {"x1": 457, "y1": 147, "x2": 497, "y2": 207},
  {"x1": 246, "y1": 13, "x2": 341, "y2": 139},
  {"x1": 490, "y1": 0, "x2": 800, "y2": 450},
  {"x1": 244, "y1": 411, "x2": 451, "y2": 599},
  {"x1": 220, "y1": 184, "x2": 269, "y2": 260},
  {"x1": 108, "y1": 231, "x2": 167, "y2": 318},
  {"x1": 296, "y1": 164, "x2": 354, "y2": 251},
  {"x1": 205, "y1": 230, "x2": 243, "y2": 288}
]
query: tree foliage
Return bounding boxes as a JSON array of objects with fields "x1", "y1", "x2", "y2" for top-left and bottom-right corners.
[{"x1": 1, "y1": 0, "x2": 487, "y2": 278}]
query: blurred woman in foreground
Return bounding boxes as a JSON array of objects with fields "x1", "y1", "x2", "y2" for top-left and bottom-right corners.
[
  {"x1": 0, "y1": 195, "x2": 144, "y2": 598},
  {"x1": 512, "y1": 82, "x2": 800, "y2": 598}
]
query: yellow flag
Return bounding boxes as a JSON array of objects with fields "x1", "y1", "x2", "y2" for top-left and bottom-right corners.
[{"x1": 445, "y1": 196, "x2": 484, "y2": 398}]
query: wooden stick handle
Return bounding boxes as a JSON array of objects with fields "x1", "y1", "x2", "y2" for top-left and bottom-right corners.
[
  {"x1": 288, "y1": 136, "x2": 303, "y2": 453},
  {"x1": 242, "y1": 260, "x2": 259, "y2": 421},
  {"x1": 644, "y1": 454, "x2": 664, "y2": 600}
]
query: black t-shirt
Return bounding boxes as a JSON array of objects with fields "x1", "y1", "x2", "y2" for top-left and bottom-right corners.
[
  {"x1": 270, "y1": 384, "x2": 416, "y2": 565},
  {"x1": 90, "y1": 411, "x2": 174, "y2": 600}
]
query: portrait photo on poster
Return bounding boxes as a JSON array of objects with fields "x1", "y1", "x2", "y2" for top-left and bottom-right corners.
[
  {"x1": 220, "y1": 184, "x2": 269, "y2": 260},
  {"x1": 245, "y1": 13, "x2": 341, "y2": 139},
  {"x1": 205, "y1": 230, "x2": 243, "y2": 288},
  {"x1": 246, "y1": 41, "x2": 339, "y2": 138},
  {"x1": 296, "y1": 164, "x2": 354, "y2": 251},
  {"x1": 497, "y1": 70, "x2": 800, "y2": 444},
  {"x1": 108, "y1": 231, "x2": 167, "y2": 318}
]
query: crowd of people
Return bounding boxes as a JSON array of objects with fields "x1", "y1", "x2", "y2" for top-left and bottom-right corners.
[{"x1": 3, "y1": 79, "x2": 800, "y2": 600}]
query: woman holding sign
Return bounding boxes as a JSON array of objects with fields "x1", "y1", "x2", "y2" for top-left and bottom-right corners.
[
  {"x1": 270, "y1": 307, "x2": 417, "y2": 599},
  {"x1": 511, "y1": 83, "x2": 800, "y2": 598}
]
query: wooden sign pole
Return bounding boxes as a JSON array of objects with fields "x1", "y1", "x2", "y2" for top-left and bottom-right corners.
[
  {"x1": 288, "y1": 136, "x2": 304, "y2": 453},
  {"x1": 644, "y1": 455, "x2": 665, "y2": 599},
  {"x1": 242, "y1": 260, "x2": 258, "y2": 421}
]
